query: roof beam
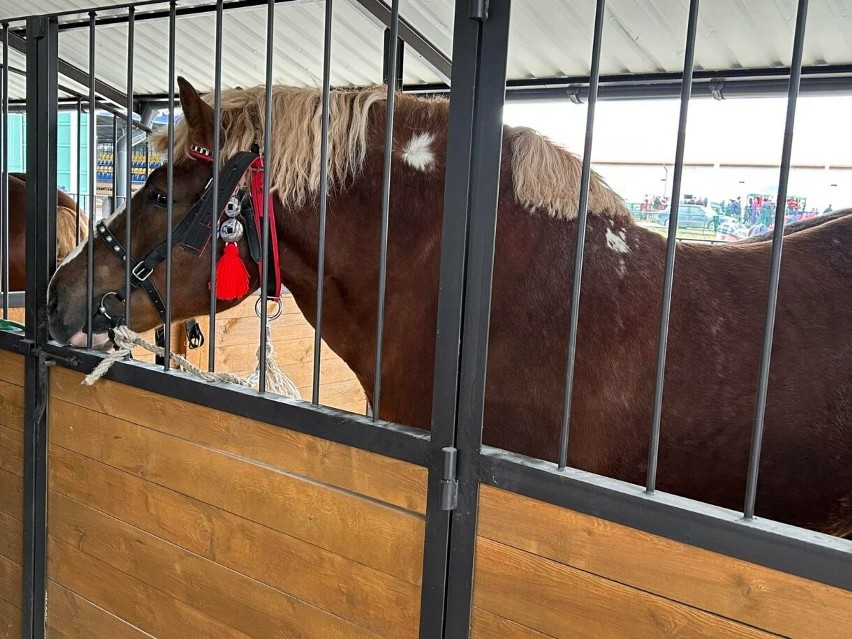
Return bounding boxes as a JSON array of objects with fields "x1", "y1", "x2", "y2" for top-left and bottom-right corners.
[
  {"x1": 347, "y1": 0, "x2": 452, "y2": 85},
  {"x1": 7, "y1": 30, "x2": 129, "y2": 107}
]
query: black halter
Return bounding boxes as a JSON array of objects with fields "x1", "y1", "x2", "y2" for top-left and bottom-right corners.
[{"x1": 96, "y1": 150, "x2": 262, "y2": 329}]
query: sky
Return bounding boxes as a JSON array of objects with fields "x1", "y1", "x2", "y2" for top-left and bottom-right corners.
[{"x1": 503, "y1": 95, "x2": 852, "y2": 207}]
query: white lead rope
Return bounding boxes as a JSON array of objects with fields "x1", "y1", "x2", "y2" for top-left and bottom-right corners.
[{"x1": 82, "y1": 323, "x2": 302, "y2": 399}]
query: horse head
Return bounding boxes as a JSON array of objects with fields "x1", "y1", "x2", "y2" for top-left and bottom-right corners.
[{"x1": 47, "y1": 77, "x2": 254, "y2": 347}]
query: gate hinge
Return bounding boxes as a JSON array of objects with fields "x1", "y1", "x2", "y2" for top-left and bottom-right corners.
[
  {"x1": 439, "y1": 446, "x2": 459, "y2": 510},
  {"x1": 469, "y1": 0, "x2": 489, "y2": 21}
]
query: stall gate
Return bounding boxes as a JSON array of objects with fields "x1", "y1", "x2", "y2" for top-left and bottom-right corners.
[{"x1": 1, "y1": 1, "x2": 851, "y2": 638}]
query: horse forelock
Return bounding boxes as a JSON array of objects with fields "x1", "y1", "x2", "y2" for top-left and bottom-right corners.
[
  {"x1": 152, "y1": 84, "x2": 629, "y2": 221},
  {"x1": 508, "y1": 126, "x2": 631, "y2": 222}
]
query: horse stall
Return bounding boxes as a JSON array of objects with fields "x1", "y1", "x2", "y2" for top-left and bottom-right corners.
[{"x1": 2, "y1": 1, "x2": 852, "y2": 638}]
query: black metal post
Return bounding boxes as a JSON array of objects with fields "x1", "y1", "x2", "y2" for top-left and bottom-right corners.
[
  {"x1": 111, "y1": 114, "x2": 117, "y2": 214},
  {"x1": 258, "y1": 0, "x2": 275, "y2": 392},
  {"x1": 372, "y1": 0, "x2": 400, "y2": 421},
  {"x1": 312, "y1": 0, "x2": 334, "y2": 404},
  {"x1": 208, "y1": 0, "x2": 224, "y2": 372},
  {"x1": 23, "y1": 15, "x2": 58, "y2": 639},
  {"x1": 744, "y1": 0, "x2": 809, "y2": 520},
  {"x1": 85, "y1": 13, "x2": 96, "y2": 349},
  {"x1": 382, "y1": 26, "x2": 404, "y2": 89},
  {"x1": 124, "y1": 7, "x2": 135, "y2": 324},
  {"x1": 163, "y1": 0, "x2": 176, "y2": 371},
  {"x1": 1, "y1": 23, "x2": 8, "y2": 317},
  {"x1": 645, "y1": 0, "x2": 701, "y2": 493},
  {"x1": 75, "y1": 99, "x2": 82, "y2": 242},
  {"x1": 418, "y1": 1, "x2": 483, "y2": 633},
  {"x1": 557, "y1": 0, "x2": 606, "y2": 469}
]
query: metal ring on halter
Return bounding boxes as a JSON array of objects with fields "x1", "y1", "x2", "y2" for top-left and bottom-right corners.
[
  {"x1": 255, "y1": 296, "x2": 283, "y2": 321},
  {"x1": 98, "y1": 292, "x2": 120, "y2": 320}
]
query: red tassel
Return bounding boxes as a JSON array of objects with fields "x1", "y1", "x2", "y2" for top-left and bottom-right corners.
[{"x1": 215, "y1": 243, "x2": 250, "y2": 300}]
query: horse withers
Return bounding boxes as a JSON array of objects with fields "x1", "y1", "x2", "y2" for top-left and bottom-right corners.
[{"x1": 46, "y1": 77, "x2": 852, "y2": 537}]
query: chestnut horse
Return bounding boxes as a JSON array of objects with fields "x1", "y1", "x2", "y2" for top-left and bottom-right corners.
[
  {"x1": 3, "y1": 172, "x2": 88, "y2": 291},
  {"x1": 46, "y1": 78, "x2": 852, "y2": 536}
]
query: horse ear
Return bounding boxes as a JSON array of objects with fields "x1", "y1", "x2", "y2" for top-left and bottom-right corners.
[{"x1": 177, "y1": 76, "x2": 214, "y2": 150}]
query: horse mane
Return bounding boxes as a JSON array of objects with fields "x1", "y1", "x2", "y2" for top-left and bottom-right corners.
[
  {"x1": 56, "y1": 205, "x2": 88, "y2": 261},
  {"x1": 155, "y1": 84, "x2": 630, "y2": 220}
]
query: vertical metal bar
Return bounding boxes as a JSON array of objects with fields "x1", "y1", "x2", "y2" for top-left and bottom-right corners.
[
  {"x1": 86, "y1": 13, "x2": 96, "y2": 349},
  {"x1": 75, "y1": 98, "x2": 82, "y2": 242},
  {"x1": 311, "y1": 0, "x2": 333, "y2": 404},
  {"x1": 258, "y1": 0, "x2": 275, "y2": 392},
  {"x1": 443, "y1": 2, "x2": 512, "y2": 634},
  {"x1": 208, "y1": 0, "x2": 224, "y2": 372},
  {"x1": 164, "y1": 0, "x2": 176, "y2": 371},
  {"x1": 557, "y1": 0, "x2": 606, "y2": 469},
  {"x1": 23, "y1": 16, "x2": 58, "y2": 639},
  {"x1": 124, "y1": 6, "x2": 134, "y2": 324},
  {"x1": 418, "y1": 2, "x2": 482, "y2": 634},
  {"x1": 744, "y1": 0, "x2": 809, "y2": 520},
  {"x1": 111, "y1": 115, "x2": 117, "y2": 213},
  {"x1": 382, "y1": 26, "x2": 404, "y2": 89},
  {"x1": 645, "y1": 0, "x2": 701, "y2": 493},
  {"x1": 1, "y1": 23, "x2": 8, "y2": 317},
  {"x1": 371, "y1": 0, "x2": 400, "y2": 422}
]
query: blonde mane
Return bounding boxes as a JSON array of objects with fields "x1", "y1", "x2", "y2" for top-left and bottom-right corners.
[
  {"x1": 56, "y1": 205, "x2": 88, "y2": 262},
  {"x1": 155, "y1": 84, "x2": 629, "y2": 220}
]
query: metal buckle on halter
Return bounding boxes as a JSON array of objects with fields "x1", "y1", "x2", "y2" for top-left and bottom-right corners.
[
  {"x1": 255, "y1": 296, "x2": 283, "y2": 321},
  {"x1": 131, "y1": 262, "x2": 153, "y2": 282}
]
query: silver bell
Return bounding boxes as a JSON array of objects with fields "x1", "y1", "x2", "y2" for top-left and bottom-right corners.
[
  {"x1": 225, "y1": 194, "x2": 242, "y2": 218},
  {"x1": 219, "y1": 217, "x2": 244, "y2": 243}
]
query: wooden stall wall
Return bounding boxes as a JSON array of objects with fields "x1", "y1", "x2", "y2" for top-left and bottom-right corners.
[
  {"x1": 472, "y1": 486, "x2": 852, "y2": 639},
  {"x1": 46, "y1": 366, "x2": 425, "y2": 638},
  {"x1": 0, "y1": 351, "x2": 23, "y2": 638}
]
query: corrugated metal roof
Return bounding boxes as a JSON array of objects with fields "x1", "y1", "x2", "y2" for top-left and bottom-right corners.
[{"x1": 0, "y1": 0, "x2": 850, "y2": 102}]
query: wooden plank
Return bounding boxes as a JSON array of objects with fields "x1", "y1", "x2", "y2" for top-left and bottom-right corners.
[
  {"x1": 0, "y1": 598, "x2": 20, "y2": 639},
  {"x1": 0, "y1": 351, "x2": 23, "y2": 387},
  {"x1": 48, "y1": 537, "x2": 254, "y2": 639},
  {"x1": 0, "y1": 469, "x2": 23, "y2": 520},
  {"x1": 0, "y1": 381, "x2": 23, "y2": 432},
  {"x1": 215, "y1": 311, "x2": 321, "y2": 345},
  {"x1": 471, "y1": 608, "x2": 555, "y2": 639},
  {"x1": 0, "y1": 554, "x2": 22, "y2": 610},
  {"x1": 49, "y1": 493, "x2": 385, "y2": 639},
  {"x1": 479, "y1": 486, "x2": 852, "y2": 639},
  {"x1": 0, "y1": 425, "x2": 22, "y2": 477},
  {"x1": 47, "y1": 581, "x2": 156, "y2": 639},
  {"x1": 474, "y1": 538, "x2": 782, "y2": 639},
  {"x1": 48, "y1": 399, "x2": 425, "y2": 584},
  {"x1": 49, "y1": 446, "x2": 422, "y2": 637},
  {"x1": 0, "y1": 511, "x2": 21, "y2": 566},
  {"x1": 298, "y1": 379, "x2": 367, "y2": 413},
  {"x1": 215, "y1": 336, "x2": 332, "y2": 371},
  {"x1": 50, "y1": 367, "x2": 426, "y2": 514}
]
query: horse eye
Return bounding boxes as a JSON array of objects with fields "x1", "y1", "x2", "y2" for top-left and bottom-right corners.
[{"x1": 149, "y1": 191, "x2": 169, "y2": 207}]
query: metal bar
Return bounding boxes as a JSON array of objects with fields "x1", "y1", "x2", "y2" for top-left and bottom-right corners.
[
  {"x1": 744, "y1": 0, "x2": 810, "y2": 520},
  {"x1": 444, "y1": 1, "x2": 512, "y2": 636},
  {"x1": 111, "y1": 115, "x2": 118, "y2": 214},
  {"x1": 39, "y1": 338, "x2": 431, "y2": 465},
  {"x1": 163, "y1": 0, "x2": 176, "y2": 371},
  {"x1": 481, "y1": 448, "x2": 852, "y2": 592},
  {"x1": 7, "y1": 30, "x2": 129, "y2": 107},
  {"x1": 1, "y1": 23, "x2": 8, "y2": 317},
  {"x1": 85, "y1": 13, "x2": 96, "y2": 349},
  {"x1": 208, "y1": 0, "x2": 224, "y2": 372},
  {"x1": 347, "y1": 0, "x2": 451, "y2": 84},
  {"x1": 124, "y1": 7, "x2": 135, "y2": 324},
  {"x1": 258, "y1": 0, "x2": 275, "y2": 392},
  {"x1": 557, "y1": 0, "x2": 606, "y2": 469},
  {"x1": 645, "y1": 0, "x2": 701, "y2": 493},
  {"x1": 23, "y1": 15, "x2": 58, "y2": 639},
  {"x1": 311, "y1": 0, "x2": 333, "y2": 405},
  {"x1": 75, "y1": 99, "x2": 82, "y2": 242},
  {"x1": 371, "y1": 0, "x2": 400, "y2": 422},
  {"x1": 382, "y1": 27, "x2": 404, "y2": 89}
]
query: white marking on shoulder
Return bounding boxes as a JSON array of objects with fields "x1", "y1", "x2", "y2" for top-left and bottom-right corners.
[
  {"x1": 606, "y1": 227, "x2": 629, "y2": 254},
  {"x1": 400, "y1": 132, "x2": 435, "y2": 172}
]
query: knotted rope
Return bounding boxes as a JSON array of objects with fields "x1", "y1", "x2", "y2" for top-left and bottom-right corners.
[{"x1": 82, "y1": 323, "x2": 301, "y2": 399}]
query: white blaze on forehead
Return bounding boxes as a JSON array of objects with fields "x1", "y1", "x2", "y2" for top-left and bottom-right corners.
[
  {"x1": 399, "y1": 132, "x2": 436, "y2": 172},
  {"x1": 605, "y1": 227, "x2": 629, "y2": 254}
]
